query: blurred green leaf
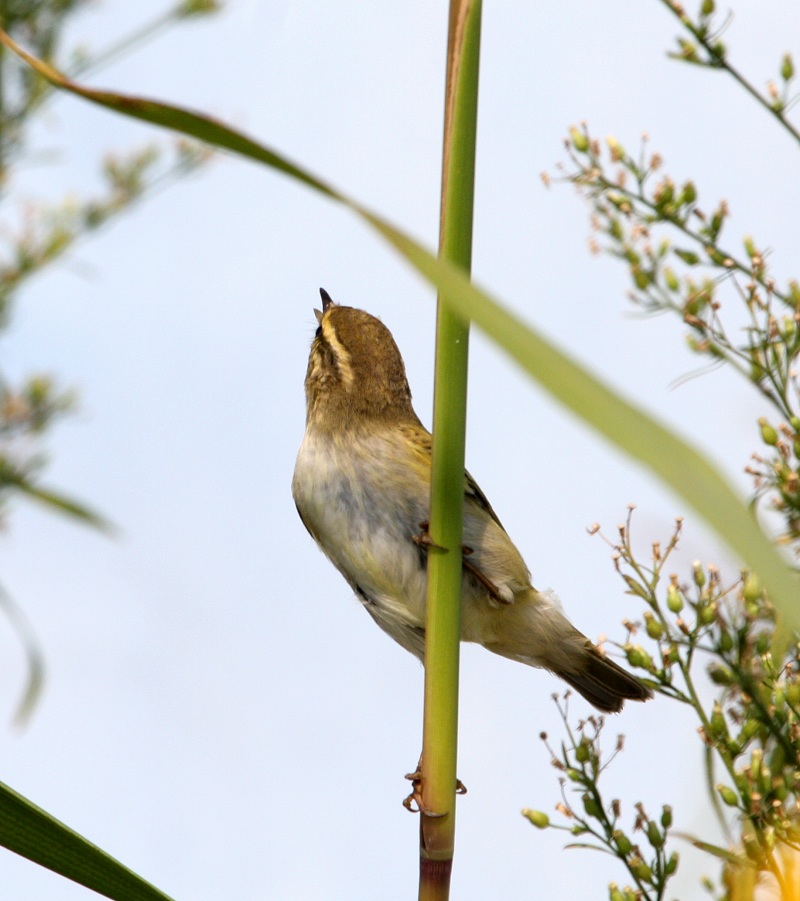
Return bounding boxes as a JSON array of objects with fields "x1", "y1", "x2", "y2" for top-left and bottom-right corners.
[
  {"x1": 0, "y1": 582, "x2": 44, "y2": 726},
  {"x1": 672, "y1": 832, "x2": 751, "y2": 867},
  {"x1": 10, "y1": 479, "x2": 112, "y2": 532}
]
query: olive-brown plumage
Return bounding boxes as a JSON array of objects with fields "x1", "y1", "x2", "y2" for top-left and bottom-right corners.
[{"x1": 292, "y1": 289, "x2": 652, "y2": 713}]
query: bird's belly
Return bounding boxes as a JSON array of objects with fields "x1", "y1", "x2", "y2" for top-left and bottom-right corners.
[{"x1": 293, "y1": 436, "x2": 429, "y2": 628}]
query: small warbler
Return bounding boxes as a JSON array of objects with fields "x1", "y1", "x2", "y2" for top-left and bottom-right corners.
[{"x1": 292, "y1": 289, "x2": 652, "y2": 713}]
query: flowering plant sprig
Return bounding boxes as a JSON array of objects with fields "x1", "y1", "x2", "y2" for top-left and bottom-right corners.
[
  {"x1": 524, "y1": 695, "x2": 678, "y2": 901},
  {"x1": 525, "y1": 510, "x2": 800, "y2": 898}
]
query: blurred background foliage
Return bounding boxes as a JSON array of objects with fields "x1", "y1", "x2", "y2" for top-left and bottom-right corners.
[{"x1": 0, "y1": 0, "x2": 219, "y2": 722}]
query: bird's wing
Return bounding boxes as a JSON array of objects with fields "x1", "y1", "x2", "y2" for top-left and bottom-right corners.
[
  {"x1": 396, "y1": 423, "x2": 506, "y2": 530},
  {"x1": 396, "y1": 422, "x2": 528, "y2": 602}
]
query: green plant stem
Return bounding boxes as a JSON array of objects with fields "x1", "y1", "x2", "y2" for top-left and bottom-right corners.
[{"x1": 418, "y1": 2, "x2": 481, "y2": 900}]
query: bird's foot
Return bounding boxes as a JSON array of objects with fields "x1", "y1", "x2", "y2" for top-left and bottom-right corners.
[
  {"x1": 402, "y1": 768, "x2": 468, "y2": 815},
  {"x1": 411, "y1": 521, "x2": 446, "y2": 552}
]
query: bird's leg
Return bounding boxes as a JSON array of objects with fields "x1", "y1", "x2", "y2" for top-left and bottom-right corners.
[
  {"x1": 412, "y1": 523, "x2": 511, "y2": 606},
  {"x1": 462, "y1": 546, "x2": 512, "y2": 606}
]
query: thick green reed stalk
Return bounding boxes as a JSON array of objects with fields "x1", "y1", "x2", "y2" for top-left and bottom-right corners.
[{"x1": 418, "y1": 3, "x2": 482, "y2": 899}]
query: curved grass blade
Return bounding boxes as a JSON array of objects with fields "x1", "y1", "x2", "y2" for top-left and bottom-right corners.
[
  {"x1": 0, "y1": 581, "x2": 45, "y2": 726},
  {"x1": 0, "y1": 780, "x2": 176, "y2": 900},
  {"x1": 1, "y1": 30, "x2": 795, "y2": 630},
  {"x1": 11, "y1": 480, "x2": 112, "y2": 532}
]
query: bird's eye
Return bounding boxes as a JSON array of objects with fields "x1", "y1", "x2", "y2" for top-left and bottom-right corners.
[{"x1": 315, "y1": 325, "x2": 322, "y2": 339}]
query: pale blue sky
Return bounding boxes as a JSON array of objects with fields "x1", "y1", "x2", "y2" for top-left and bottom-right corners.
[{"x1": 0, "y1": 1, "x2": 797, "y2": 898}]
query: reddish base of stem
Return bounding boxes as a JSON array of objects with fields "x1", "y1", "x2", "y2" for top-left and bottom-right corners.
[{"x1": 419, "y1": 856, "x2": 453, "y2": 897}]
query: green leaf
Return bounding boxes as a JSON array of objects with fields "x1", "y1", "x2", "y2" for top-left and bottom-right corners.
[
  {"x1": 2, "y1": 29, "x2": 796, "y2": 637},
  {"x1": 0, "y1": 780, "x2": 176, "y2": 900},
  {"x1": 674, "y1": 248, "x2": 700, "y2": 265},
  {"x1": 11, "y1": 480, "x2": 113, "y2": 532},
  {"x1": 0, "y1": 582, "x2": 44, "y2": 726},
  {"x1": 672, "y1": 832, "x2": 752, "y2": 868}
]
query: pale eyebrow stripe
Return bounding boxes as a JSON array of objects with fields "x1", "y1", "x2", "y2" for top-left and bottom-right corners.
[{"x1": 321, "y1": 315, "x2": 354, "y2": 389}]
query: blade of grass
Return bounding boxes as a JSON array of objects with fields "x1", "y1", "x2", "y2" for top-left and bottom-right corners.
[
  {"x1": 0, "y1": 30, "x2": 794, "y2": 627},
  {"x1": 0, "y1": 581, "x2": 44, "y2": 727},
  {"x1": 10, "y1": 480, "x2": 112, "y2": 532},
  {"x1": 0, "y1": 780, "x2": 176, "y2": 901},
  {"x1": 419, "y1": 2, "x2": 481, "y2": 899}
]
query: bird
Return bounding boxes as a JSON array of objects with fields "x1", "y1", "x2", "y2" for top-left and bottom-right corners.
[{"x1": 292, "y1": 288, "x2": 652, "y2": 713}]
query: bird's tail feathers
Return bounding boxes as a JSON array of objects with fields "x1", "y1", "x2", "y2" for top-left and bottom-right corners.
[
  {"x1": 481, "y1": 591, "x2": 653, "y2": 713},
  {"x1": 551, "y1": 645, "x2": 653, "y2": 714}
]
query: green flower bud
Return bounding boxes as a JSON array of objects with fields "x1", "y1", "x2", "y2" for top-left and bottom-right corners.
[
  {"x1": 644, "y1": 612, "x2": 664, "y2": 640},
  {"x1": 608, "y1": 884, "x2": 625, "y2": 901},
  {"x1": 790, "y1": 416, "x2": 800, "y2": 433},
  {"x1": 701, "y1": 0, "x2": 715, "y2": 15},
  {"x1": 769, "y1": 744, "x2": 786, "y2": 774},
  {"x1": 782, "y1": 53, "x2": 795, "y2": 82},
  {"x1": 582, "y1": 793, "x2": 602, "y2": 819},
  {"x1": 742, "y1": 832, "x2": 762, "y2": 863},
  {"x1": 665, "y1": 851, "x2": 679, "y2": 875},
  {"x1": 700, "y1": 601, "x2": 718, "y2": 625},
  {"x1": 666, "y1": 585, "x2": 683, "y2": 613},
  {"x1": 606, "y1": 135, "x2": 624, "y2": 159},
  {"x1": 677, "y1": 38, "x2": 699, "y2": 61},
  {"x1": 680, "y1": 181, "x2": 697, "y2": 205},
  {"x1": 759, "y1": 418, "x2": 779, "y2": 446},
  {"x1": 632, "y1": 266, "x2": 650, "y2": 290},
  {"x1": 718, "y1": 628, "x2": 733, "y2": 653},
  {"x1": 663, "y1": 643, "x2": 680, "y2": 665},
  {"x1": 522, "y1": 809, "x2": 550, "y2": 829},
  {"x1": 661, "y1": 805, "x2": 673, "y2": 829},
  {"x1": 569, "y1": 127, "x2": 589, "y2": 153},
  {"x1": 751, "y1": 748, "x2": 763, "y2": 781},
  {"x1": 692, "y1": 561, "x2": 705, "y2": 588},
  {"x1": 743, "y1": 572, "x2": 762, "y2": 603},
  {"x1": 629, "y1": 857, "x2": 653, "y2": 883},
  {"x1": 179, "y1": 0, "x2": 222, "y2": 15},
  {"x1": 710, "y1": 702, "x2": 728, "y2": 741},
  {"x1": 624, "y1": 644, "x2": 653, "y2": 671},
  {"x1": 566, "y1": 768, "x2": 583, "y2": 783},
  {"x1": 675, "y1": 248, "x2": 700, "y2": 265},
  {"x1": 739, "y1": 718, "x2": 761, "y2": 743},
  {"x1": 663, "y1": 267, "x2": 680, "y2": 292},
  {"x1": 708, "y1": 663, "x2": 734, "y2": 686},
  {"x1": 655, "y1": 179, "x2": 675, "y2": 206},
  {"x1": 612, "y1": 829, "x2": 632, "y2": 855},
  {"x1": 717, "y1": 784, "x2": 739, "y2": 806},
  {"x1": 647, "y1": 821, "x2": 664, "y2": 848},
  {"x1": 575, "y1": 737, "x2": 592, "y2": 764}
]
